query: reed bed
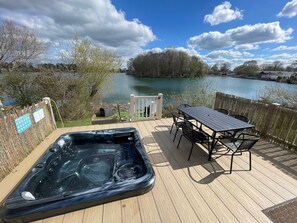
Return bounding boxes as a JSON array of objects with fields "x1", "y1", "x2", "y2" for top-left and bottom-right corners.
[{"x1": 0, "y1": 101, "x2": 55, "y2": 182}]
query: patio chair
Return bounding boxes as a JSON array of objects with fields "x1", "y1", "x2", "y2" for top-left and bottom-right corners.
[
  {"x1": 223, "y1": 115, "x2": 250, "y2": 141},
  {"x1": 177, "y1": 120, "x2": 209, "y2": 160},
  {"x1": 230, "y1": 114, "x2": 249, "y2": 123},
  {"x1": 178, "y1": 103, "x2": 194, "y2": 120},
  {"x1": 220, "y1": 133, "x2": 260, "y2": 173},
  {"x1": 178, "y1": 103, "x2": 191, "y2": 109},
  {"x1": 214, "y1": 108, "x2": 229, "y2": 115},
  {"x1": 170, "y1": 112, "x2": 185, "y2": 142}
]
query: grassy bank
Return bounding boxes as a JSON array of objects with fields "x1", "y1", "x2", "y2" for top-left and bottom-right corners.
[{"x1": 56, "y1": 115, "x2": 92, "y2": 128}]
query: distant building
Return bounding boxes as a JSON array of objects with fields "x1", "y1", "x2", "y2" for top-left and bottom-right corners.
[{"x1": 259, "y1": 71, "x2": 297, "y2": 83}]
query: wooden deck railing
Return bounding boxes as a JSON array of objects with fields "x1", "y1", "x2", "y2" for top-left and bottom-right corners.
[
  {"x1": 129, "y1": 93, "x2": 163, "y2": 122},
  {"x1": 214, "y1": 92, "x2": 297, "y2": 151},
  {"x1": 0, "y1": 98, "x2": 56, "y2": 182}
]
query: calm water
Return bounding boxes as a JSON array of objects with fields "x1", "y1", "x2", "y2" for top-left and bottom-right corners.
[
  {"x1": 103, "y1": 73, "x2": 297, "y2": 103},
  {"x1": 2, "y1": 73, "x2": 297, "y2": 105}
]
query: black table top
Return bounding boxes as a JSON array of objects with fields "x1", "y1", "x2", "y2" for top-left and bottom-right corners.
[{"x1": 178, "y1": 106, "x2": 254, "y2": 132}]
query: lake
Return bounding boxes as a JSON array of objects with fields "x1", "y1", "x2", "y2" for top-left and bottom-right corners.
[
  {"x1": 2, "y1": 73, "x2": 297, "y2": 106},
  {"x1": 102, "y1": 73, "x2": 297, "y2": 104}
]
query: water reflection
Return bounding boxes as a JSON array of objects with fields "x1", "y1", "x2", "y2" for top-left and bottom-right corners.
[{"x1": 103, "y1": 73, "x2": 297, "y2": 104}]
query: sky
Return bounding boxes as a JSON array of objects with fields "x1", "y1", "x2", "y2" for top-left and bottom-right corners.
[{"x1": 0, "y1": 0, "x2": 297, "y2": 68}]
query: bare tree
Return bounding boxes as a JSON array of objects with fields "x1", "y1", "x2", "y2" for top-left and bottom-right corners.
[
  {"x1": 258, "y1": 86, "x2": 297, "y2": 109},
  {"x1": 0, "y1": 20, "x2": 46, "y2": 69},
  {"x1": 68, "y1": 36, "x2": 121, "y2": 99},
  {"x1": 56, "y1": 36, "x2": 121, "y2": 120},
  {"x1": 0, "y1": 21, "x2": 47, "y2": 107},
  {"x1": 272, "y1": 61, "x2": 284, "y2": 71}
]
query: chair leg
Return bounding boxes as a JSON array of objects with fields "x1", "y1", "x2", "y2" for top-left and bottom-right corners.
[
  {"x1": 230, "y1": 154, "x2": 234, "y2": 174},
  {"x1": 177, "y1": 135, "x2": 183, "y2": 149},
  {"x1": 249, "y1": 151, "x2": 252, "y2": 171},
  {"x1": 173, "y1": 128, "x2": 179, "y2": 142},
  {"x1": 188, "y1": 143, "x2": 194, "y2": 161},
  {"x1": 170, "y1": 124, "x2": 174, "y2": 134}
]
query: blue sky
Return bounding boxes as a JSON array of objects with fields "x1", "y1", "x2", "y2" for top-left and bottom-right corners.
[{"x1": 0, "y1": 0, "x2": 297, "y2": 68}]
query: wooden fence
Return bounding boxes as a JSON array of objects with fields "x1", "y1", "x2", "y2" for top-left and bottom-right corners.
[
  {"x1": 0, "y1": 98, "x2": 56, "y2": 182},
  {"x1": 214, "y1": 92, "x2": 297, "y2": 151}
]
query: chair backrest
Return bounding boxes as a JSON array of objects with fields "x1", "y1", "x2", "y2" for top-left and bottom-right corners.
[
  {"x1": 231, "y1": 114, "x2": 249, "y2": 123},
  {"x1": 214, "y1": 108, "x2": 229, "y2": 115},
  {"x1": 178, "y1": 104, "x2": 193, "y2": 120},
  {"x1": 171, "y1": 112, "x2": 181, "y2": 125},
  {"x1": 237, "y1": 136, "x2": 260, "y2": 152},
  {"x1": 180, "y1": 121, "x2": 194, "y2": 140},
  {"x1": 178, "y1": 103, "x2": 191, "y2": 109},
  {"x1": 181, "y1": 121, "x2": 206, "y2": 142}
]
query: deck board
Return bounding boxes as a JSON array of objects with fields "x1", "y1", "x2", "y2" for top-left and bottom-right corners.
[
  {"x1": 151, "y1": 119, "x2": 259, "y2": 222},
  {"x1": 82, "y1": 205, "x2": 103, "y2": 223},
  {"x1": 2, "y1": 118, "x2": 297, "y2": 223},
  {"x1": 102, "y1": 201, "x2": 122, "y2": 223}
]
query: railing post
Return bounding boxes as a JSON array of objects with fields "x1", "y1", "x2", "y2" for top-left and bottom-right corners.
[
  {"x1": 129, "y1": 94, "x2": 136, "y2": 122},
  {"x1": 156, "y1": 93, "x2": 163, "y2": 119},
  {"x1": 0, "y1": 99, "x2": 5, "y2": 118},
  {"x1": 43, "y1": 97, "x2": 57, "y2": 129}
]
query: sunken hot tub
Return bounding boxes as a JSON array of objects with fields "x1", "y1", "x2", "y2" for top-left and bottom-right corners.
[{"x1": 0, "y1": 128, "x2": 155, "y2": 222}]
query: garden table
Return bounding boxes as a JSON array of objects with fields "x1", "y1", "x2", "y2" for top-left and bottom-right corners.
[{"x1": 178, "y1": 106, "x2": 254, "y2": 161}]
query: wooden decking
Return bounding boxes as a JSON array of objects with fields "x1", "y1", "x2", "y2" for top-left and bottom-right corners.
[{"x1": 2, "y1": 118, "x2": 297, "y2": 223}]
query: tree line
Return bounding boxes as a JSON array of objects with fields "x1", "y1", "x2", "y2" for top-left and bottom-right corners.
[
  {"x1": 127, "y1": 49, "x2": 209, "y2": 78},
  {"x1": 209, "y1": 60, "x2": 297, "y2": 76},
  {"x1": 0, "y1": 62, "x2": 78, "y2": 73}
]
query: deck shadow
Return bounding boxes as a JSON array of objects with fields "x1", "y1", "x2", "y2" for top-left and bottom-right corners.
[
  {"x1": 150, "y1": 126, "x2": 226, "y2": 181},
  {"x1": 253, "y1": 139, "x2": 297, "y2": 180}
]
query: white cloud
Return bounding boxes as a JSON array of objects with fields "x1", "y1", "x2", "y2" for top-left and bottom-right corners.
[
  {"x1": 205, "y1": 50, "x2": 253, "y2": 59},
  {"x1": 145, "y1": 48, "x2": 163, "y2": 53},
  {"x1": 188, "y1": 22, "x2": 293, "y2": 50},
  {"x1": 269, "y1": 53, "x2": 297, "y2": 59},
  {"x1": 174, "y1": 47, "x2": 201, "y2": 57},
  {"x1": 235, "y1": 44, "x2": 259, "y2": 50},
  {"x1": 204, "y1": 1, "x2": 243, "y2": 26},
  {"x1": 272, "y1": 45, "x2": 297, "y2": 51},
  {"x1": 277, "y1": 0, "x2": 297, "y2": 18},
  {"x1": 0, "y1": 0, "x2": 155, "y2": 63},
  {"x1": 188, "y1": 31, "x2": 233, "y2": 50}
]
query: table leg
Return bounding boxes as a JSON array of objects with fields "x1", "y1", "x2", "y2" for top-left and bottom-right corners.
[{"x1": 208, "y1": 132, "x2": 217, "y2": 161}]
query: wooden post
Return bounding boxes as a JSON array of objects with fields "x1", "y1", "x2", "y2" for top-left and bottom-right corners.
[
  {"x1": 0, "y1": 99, "x2": 4, "y2": 118},
  {"x1": 129, "y1": 94, "x2": 136, "y2": 122},
  {"x1": 43, "y1": 97, "x2": 57, "y2": 129},
  {"x1": 156, "y1": 93, "x2": 163, "y2": 119}
]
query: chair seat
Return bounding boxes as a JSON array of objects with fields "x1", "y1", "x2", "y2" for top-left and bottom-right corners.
[
  {"x1": 177, "y1": 120, "x2": 209, "y2": 160},
  {"x1": 218, "y1": 133, "x2": 260, "y2": 173},
  {"x1": 220, "y1": 141, "x2": 240, "y2": 152},
  {"x1": 192, "y1": 130, "x2": 208, "y2": 142}
]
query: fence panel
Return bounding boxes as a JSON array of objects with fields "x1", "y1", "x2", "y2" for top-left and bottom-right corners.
[
  {"x1": 214, "y1": 92, "x2": 297, "y2": 151},
  {"x1": 0, "y1": 99, "x2": 56, "y2": 182}
]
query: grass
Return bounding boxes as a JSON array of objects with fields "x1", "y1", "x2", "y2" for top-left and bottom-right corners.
[
  {"x1": 56, "y1": 115, "x2": 92, "y2": 128},
  {"x1": 56, "y1": 110, "x2": 130, "y2": 128}
]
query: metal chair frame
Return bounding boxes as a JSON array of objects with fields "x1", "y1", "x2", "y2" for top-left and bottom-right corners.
[
  {"x1": 170, "y1": 112, "x2": 185, "y2": 142},
  {"x1": 220, "y1": 133, "x2": 260, "y2": 173},
  {"x1": 177, "y1": 120, "x2": 209, "y2": 160}
]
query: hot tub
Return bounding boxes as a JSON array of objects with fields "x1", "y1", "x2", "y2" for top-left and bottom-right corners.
[{"x1": 0, "y1": 128, "x2": 155, "y2": 222}]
